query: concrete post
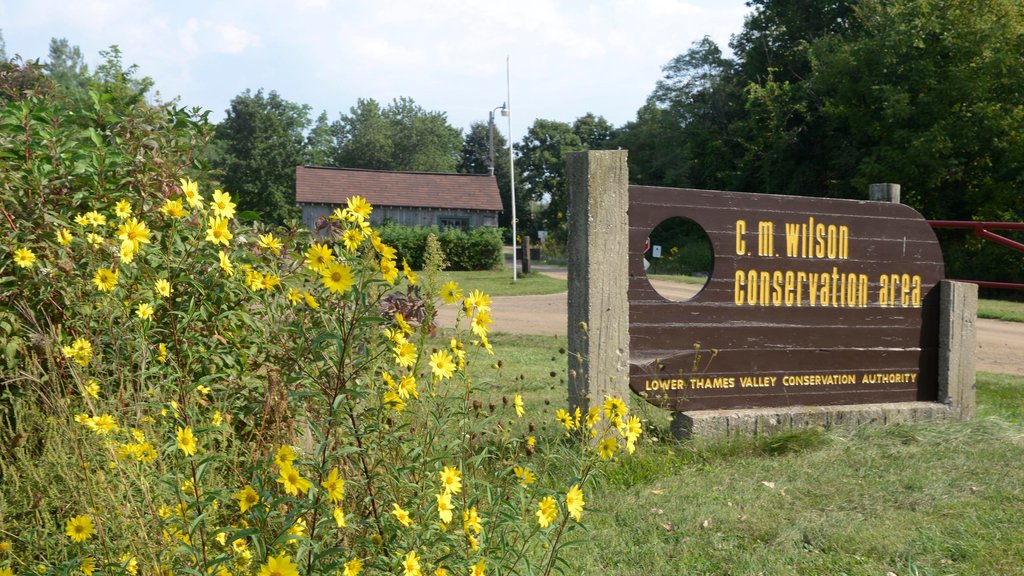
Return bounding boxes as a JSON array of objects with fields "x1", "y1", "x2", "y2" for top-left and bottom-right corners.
[
  {"x1": 566, "y1": 150, "x2": 630, "y2": 414},
  {"x1": 869, "y1": 183, "x2": 901, "y2": 204},
  {"x1": 521, "y1": 235, "x2": 532, "y2": 275},
  {"x1": 938, "y1": 280, "x2": 977, "y2": 419}
]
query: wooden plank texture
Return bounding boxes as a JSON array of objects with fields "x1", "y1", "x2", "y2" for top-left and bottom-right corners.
[{"x1": 628, "y1": 186, "x2": 944, "y2": 411}]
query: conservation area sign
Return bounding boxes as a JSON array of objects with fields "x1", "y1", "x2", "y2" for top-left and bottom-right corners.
[{"x1": 628, "y1": 186, "x2": 945, "y2": 411}]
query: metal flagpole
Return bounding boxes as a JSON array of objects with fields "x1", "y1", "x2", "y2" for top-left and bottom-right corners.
[{"x1": 507, "y1": 55, "x2": 517, "y2": 282}]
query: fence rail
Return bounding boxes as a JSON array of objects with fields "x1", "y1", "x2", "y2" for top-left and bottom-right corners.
[{"x1": 928, "y1": 220, "x2": 1024, "y2": 290}]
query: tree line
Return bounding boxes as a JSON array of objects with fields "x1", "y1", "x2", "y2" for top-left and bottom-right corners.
[{"x1": 3, "y1": 0, "x2": 1023, "y2": 285}]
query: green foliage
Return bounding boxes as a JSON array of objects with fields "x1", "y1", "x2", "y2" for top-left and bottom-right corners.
[
  {"x1": 211, "y1": 89, "x2": 309, "y2": 224},
  {"x1": 618, "y1": 0, "x2": 1024, "y2": 285},
  {"x1": 459, "y1": 121, "x2": 519, "y2": 231},
  {"x1": 515, "y1": 114, "x2": 614, "y2": 242},
  {"x1": 378, "y1": 225, "x2": 503, "y2": 271},
  {"x1": 0, "y1": 56, "x2": 641, "y2": 575},
  {"x1": 333, "y1": 97, "x2": 463, "y2": 172}
]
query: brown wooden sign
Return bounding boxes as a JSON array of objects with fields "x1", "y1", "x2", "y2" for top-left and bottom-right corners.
[{"x1": 628, "y1": 186, "x2": 945, "y2": 411}]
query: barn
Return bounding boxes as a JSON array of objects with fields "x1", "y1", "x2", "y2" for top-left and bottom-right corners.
[{"x1": 295, "y1": 165, "x2": 503, "y2": 231}]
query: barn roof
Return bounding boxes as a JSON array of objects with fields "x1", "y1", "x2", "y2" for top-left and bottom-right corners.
[{"x1": 295, "y1": 166, "x2": 503, "y2": 212}]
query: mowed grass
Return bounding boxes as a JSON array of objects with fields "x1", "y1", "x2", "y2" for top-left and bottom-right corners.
[
  {"x1": 979, "y1": 297, "x2": 1024, "y2": 323},
  {"x1": 475, "y1": 333, "x2": 1024, "y2": 576},
  {"x1": 444, "y1": 268, "x2": 567, "y2": 296}
]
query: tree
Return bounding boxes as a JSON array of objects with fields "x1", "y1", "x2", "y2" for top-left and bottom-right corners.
[
  {"x1": 810, "y1": 0, "x2": 1024, "y2": 282},
  {"x1": 332, "y1": 97, "x2": 462, "y2": 172},
  {"x1": 305, "y1": 111, "x2": 334, "y2": 166},
  {"x1": 43, "y1": 37, "x2": 91, "y2": 101},
  {"x1": 515, "y1": 119, "x2": 581, "y2": 241},
  {"x1": 213, "y1": 89, "x2": 311, "y2": 223},
  {"x1": 460, "y1": 120, "x2": 522, "y2": 231}
]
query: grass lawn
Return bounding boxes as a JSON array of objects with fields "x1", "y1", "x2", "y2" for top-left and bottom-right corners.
[
  {"x1": 475, "y1": 332, "x2": 1024, "y2": 576},
  {"x1": 647, "y1": 273, "x2": 710, "y2": 286},
  {"x1": 979, "y1": 297, "x2": 1024, "y2": 323},
  {"x1": 444, "y1": 268, "x2": 567, "y2": 296}
]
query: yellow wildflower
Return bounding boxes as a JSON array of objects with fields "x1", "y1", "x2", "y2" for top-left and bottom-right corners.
[
  {"x1": 116, "y1": 217, "x2": 151, "y2": 253},
  {"x1": 80, "y1": 556, "x2": 96, "y2": 576},
  {"x1": 176, "y1": 426, "x2": 198, "y2": 456},
  {"x1": 206, "y1": 217, "x2": 233, "y2": 246},
  {"x1": 402, "y1": 259, "x2": 418, "y2": 285},
  {"x1": 464, "y1": 289, "x2": 491, "y2": 313},
  {"x1": 135, "y1": 302, "x2": 154, "y2": 320},
  {"x1": 304, "y1": 243, "x2": 333, "y2": 272},
  {"x1": 180, "y1": 178, "x2": 203, "y2": 208},
  {"x1": 440, "y1": 280, "x2": 462, "y2": 304},
  {"x1": 274, "y1": 445, "x2": 297, "y2": 468},
  {"x1": 66, "y1": 514, "x2": 94, "y2": 542},
  {"x1": 462, "y1": 507, "x2": 482, "y2": 535},
  {"x1": 321, "y1": 261, "x2": 354, "y2": 294},
  {"x1": 258, "y1": 233, "x2": 282, "y2": 255},
  {"x1": 566, "y1": 484, "x2": 584, "y2": 521},
  {"x1": 161, "y1": 198, "x2": 187, "y2": 219},
  {"x1": 403, "y1": 550, "x2": 422, "y2": 576},
  {"x1": 83, "y1": 379, "x2": 100, "y2": 399},
  {"x1": 321, "y1": 467, "x2": 346, "y2": 504},
  {"x1": 391, "y1": 503, "x2": 414, "y2": 527},
  {"x1": 439, "y1": 466, "x2": 462, "y2": 495},
  {"x1": 514, "y1": 394, "x2": 525, "y2": 417},
  {"x1": 219, "y1": 251, "x2": 234, "y2": 276},
  {"x1": 513, "y1": 466, "x2": 536, "y2": 487},
  {"x1": 258, "y1": 553, "x2": 298, "y2": 576},
  {"x1": 114, "y1": 200, "x2": 133, "y2": 219},
  {"x1": 471, "y1": 559, "x2": 486, "y2": 576},
  {"x1": 536, "y1": 496, "x2": 558, "y2": 528},
  {"x1": 63, "y1": 337, "x2": 93, "y2": 366},
  {"x1": 436, "y1": 491, "x2": 454, "y2": 524},
  {"x1": 342, "y1": 228, "x2": 363, "y2": 252},
  {"x1": 394, "y1": 341, "x2": 417, "y2": 368},
  {"x1": 346, "y1": 195, "x2": 372, "y2": 220},
  {"x1": 597, "y1": 437, "x2": 618, "y2": 460},
  {"x1": 555, "y1": 409, "x2": 575, "y2": 431},
  {"x1": 379, "y1": 257, "x2": 398, "y2": 284},
  {"x1": 56, "y1": 227, "x2": 74, "y2": 246},
  {"x1": 211, "y1": 189, "x2": 236, "y2": 219},
  {"x1": 93, "y1": 267, "x2": 118, "y2": 292},
  {"x1": 343, "y1": 557, "x2": 362, "y2": 576},
  {"x1": 277, "y1": 464, "x2": 312, "y2": 496},
  {"x1": 303, "y1": 292, "x2": 320, "y2": 309},
  {"x1": 154, "y1": 279, "x2": 172, "y2": 298},
  {"x1": 429, "y1": 350, "x2": 456, "y2": 380}
]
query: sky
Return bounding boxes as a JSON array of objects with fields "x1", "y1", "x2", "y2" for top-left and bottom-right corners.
[{"x1": 1, "y1": 0, "x2": 752, "y2": 139}]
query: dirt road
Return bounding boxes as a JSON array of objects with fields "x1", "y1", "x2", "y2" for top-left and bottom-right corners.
[{"x1": 438, "y1": 267, "x2": 1024, "y2": 375}]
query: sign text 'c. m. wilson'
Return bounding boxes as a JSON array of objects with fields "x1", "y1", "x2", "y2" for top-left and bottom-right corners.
[{"x1": 627, "y1": 187, "x2": 944, "y2": 412}]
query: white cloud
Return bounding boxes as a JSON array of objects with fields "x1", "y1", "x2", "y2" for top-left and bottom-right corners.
[{"x1": 214, "y1": 23, "x2": 261, "y2": 54}]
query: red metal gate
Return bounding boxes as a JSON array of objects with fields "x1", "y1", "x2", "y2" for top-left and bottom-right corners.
[{"x1": 928, "y1": 221, "x2": 1024, "y2": 290}]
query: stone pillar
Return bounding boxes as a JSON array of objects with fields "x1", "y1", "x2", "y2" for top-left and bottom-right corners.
[
  {"x1": 938, "y1": 280, "x2": 977, "y2": 420},
  {"x1": 566, "y1": 150, "x2": 630, "y2": 414},
  {"x1": 869, "y1": 183, "x2": 901, "y2": 204}
]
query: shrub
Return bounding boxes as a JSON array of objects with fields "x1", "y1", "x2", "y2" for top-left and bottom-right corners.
[
  {"x1": 0, "y1": 62, "x2": 642, "y2": 575},
  {"x1": 379, "y1": 225, "x2": 503, "y2": 271}
]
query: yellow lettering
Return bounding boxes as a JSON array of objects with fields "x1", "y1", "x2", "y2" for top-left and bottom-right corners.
[
  {"x1": 734, "y1": 270, "x2": 746, "y2": 305},
  {"x1": 736, "y1": 220, "x2": 747, "y2": 255},
  {"x1": 758, "y1": 221, "x2": 774, "y2": 256}
]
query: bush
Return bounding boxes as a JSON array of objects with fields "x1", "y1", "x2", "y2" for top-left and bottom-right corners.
[
  {"x1": 0, "y1": 59, "x2": 641, "y2": 575},
  {"x1": 379, "y1": 225, "x2": 503, "y2": 271}
]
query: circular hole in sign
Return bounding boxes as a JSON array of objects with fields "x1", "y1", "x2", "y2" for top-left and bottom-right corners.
[{"x1": 645, "y1": 216, "x2": 713, "y2": 302}]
